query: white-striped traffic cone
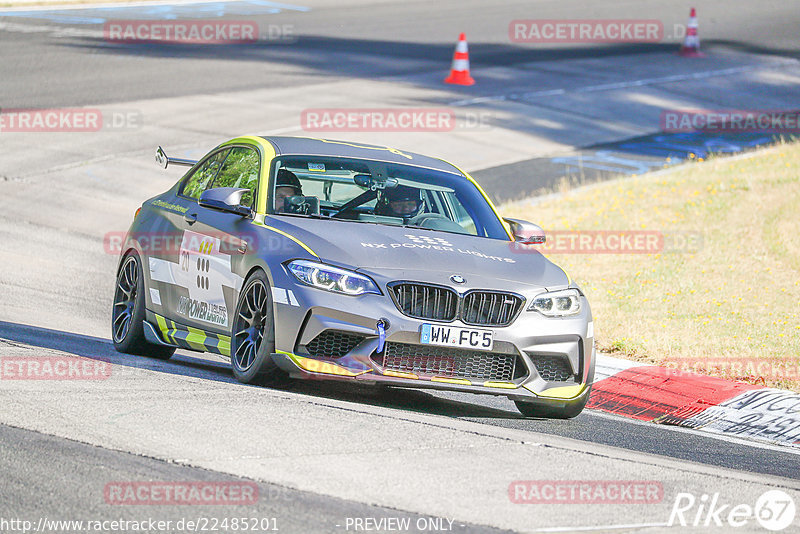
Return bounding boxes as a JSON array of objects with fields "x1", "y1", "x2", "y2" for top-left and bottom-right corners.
[
  {"x1": 679, "y1": 8, "x2": 705, "y2": 57},
  {"x1": 445, "y1": 33, "x2": 475, "y2": 85}
]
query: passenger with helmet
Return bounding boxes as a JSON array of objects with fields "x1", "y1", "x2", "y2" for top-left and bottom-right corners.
[
  {"x1": 374, "y1": 185, "x2": 425, "y2": 219},
  {"x1": 273, "y1": 169, "x2": 303, "y2": 213}
]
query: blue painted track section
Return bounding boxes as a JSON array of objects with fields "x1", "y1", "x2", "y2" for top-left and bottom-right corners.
[{"x1": 0, "y1": 0, "x2": 308, "y2": 24}]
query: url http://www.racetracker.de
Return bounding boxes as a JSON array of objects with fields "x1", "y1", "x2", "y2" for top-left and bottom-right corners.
[{"x1": 0, "y1": 517, "x2": 280, "y2": 533}]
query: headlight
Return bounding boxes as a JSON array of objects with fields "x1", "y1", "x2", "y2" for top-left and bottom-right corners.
[
  {"x1": 528, "y1": 289, "x2": 581, "y2": 317},
  {"x1": 286, "y1": 260, "x2": 381, "y2": 296}
]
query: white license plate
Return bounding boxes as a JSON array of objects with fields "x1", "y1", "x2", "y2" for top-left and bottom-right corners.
[{"x1": 420, "y1": 324, "x2": 493, "y2": 351}]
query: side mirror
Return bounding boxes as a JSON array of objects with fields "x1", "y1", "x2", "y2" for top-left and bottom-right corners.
[
  {"x1": 503, "y1": 217, "x2": 546, "y2": 244},
  {"x1": 199, "y1": 187, "x2": 252, "y2": 217}
]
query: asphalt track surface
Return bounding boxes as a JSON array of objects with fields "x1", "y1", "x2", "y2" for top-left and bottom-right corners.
[
  {"x1": 1, "y1": 0, "x2": 800, "y2": 107},
  {"x1": 2, "y1": 1, "x2": 800, "y2": 532},
  {"x1": 0, "y1": 424, "x2": 508, "y2": 534},
  {"x1": 2, "y1": 320, "x2": 799, "y2": 480}
]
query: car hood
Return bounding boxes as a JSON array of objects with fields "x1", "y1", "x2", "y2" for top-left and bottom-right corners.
[{"x1": 265, "y1": 216, "x2": 569, "y2": 291}]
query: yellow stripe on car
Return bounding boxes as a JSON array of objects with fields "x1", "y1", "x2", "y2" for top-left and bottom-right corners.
[
  {"x1": 280, "y1": 351, "x2": 371, "y2": 377},
  {"x1": 154, "y1": 313, "x2": 229, "y2": 355},
  {"x1": 220, "y1": 136, "x2": 277, "y2": 215},
  {"x1": 185, "y1": 326, "x2": 208, "y2": 352},
  {"x1": 383, "y1": 369, "x2": 419, "y2": 380},
  {"x1": 216, "y1": 334, "x2": 231, "y2": 357},
  {"x1": 302, "y1": 137, "x2": 414, "y2": 160},
  {"x1": 251, "y1": 215, "x2": 319, "y2": 258},
  {"x1": 560, "y1": 266, "x2": 571, "y2": 285},
  {"x1": 431, "y1": 376, "x2": 471, "y2": 385},
  {"x1": 166, "y1": 319, "x2": 180, "y2": 344},
  {"x1": 155, "y1": 314, "x2": 170, "y2": 341},
  {"x1": 439, "y1": 159, "x2": 515, "y2": 240},
  {"x1": 483, "y1": 381, "x2": 518, "y2": 389},
  {"x1": 525, "y1": 383, "x2": 586, "y2": 399}
]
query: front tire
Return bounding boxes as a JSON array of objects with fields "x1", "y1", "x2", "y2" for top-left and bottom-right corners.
[
  {"x1": 112, "y1": 252, "x2": 175, "y2": 360},
  {"x1": 231, "y1": 270, "x2": 283, "y2": 384},
  {"x1": 514, "y1": 386, "x2": 591, "y2": 419}
]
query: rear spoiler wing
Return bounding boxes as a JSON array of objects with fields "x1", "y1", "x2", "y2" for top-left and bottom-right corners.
[{"x1": 155, "y1": 146, "x2": 197, "y2": 169}]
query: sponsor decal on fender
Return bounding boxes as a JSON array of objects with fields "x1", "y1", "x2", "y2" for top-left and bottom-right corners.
[
  {"x1": 177, "y1": 296, "x2": 227, "y2": 326},
  {"x1": 148, "y1": 230, "x2": 244, "y2": 328}
]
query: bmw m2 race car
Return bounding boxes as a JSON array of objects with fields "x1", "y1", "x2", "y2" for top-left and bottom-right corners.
[{"x1": 112, "y1": 136, "x2": 594, "y2": 418}]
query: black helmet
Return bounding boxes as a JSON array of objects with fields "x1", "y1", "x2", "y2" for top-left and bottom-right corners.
[
  {"x1": 375, "y1": 185, "x2": 424, "y2": 218},
  {"x1": 276, "y1": 169, "x2": 302, "y2": 194}
]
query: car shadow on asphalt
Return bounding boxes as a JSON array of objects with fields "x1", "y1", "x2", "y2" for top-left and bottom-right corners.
[
  {"x1": 0, "y1": 320, "x2": 522, "y2": 420},
  {"x1": 279, "y1": 378, "x2": 522, "y2": 419}
]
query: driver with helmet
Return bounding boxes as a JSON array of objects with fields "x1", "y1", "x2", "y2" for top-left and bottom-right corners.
[
  {"x1": 374, "y1": 185, "x2": 425, "y2": 219},
  {"x1": 273, "y1": 169, "x2": 303, "y2": 213}
]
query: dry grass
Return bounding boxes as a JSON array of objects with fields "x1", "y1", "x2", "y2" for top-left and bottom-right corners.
[{"x1": 501, "y1": 143, "x2": 800, "y2": 391}]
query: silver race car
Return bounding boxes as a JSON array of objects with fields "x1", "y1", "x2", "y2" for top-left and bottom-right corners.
[{"x1": 112, "y1": 136, "x2": 594, "y2": 418}]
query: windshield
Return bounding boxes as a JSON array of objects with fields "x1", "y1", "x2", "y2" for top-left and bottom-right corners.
[{"x1": 269, "y1": 156, "x2": 509, "y2": 240}]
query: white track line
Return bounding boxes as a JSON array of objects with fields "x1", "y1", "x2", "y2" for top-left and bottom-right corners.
[
  {"x1": 450, "y1": 59, "x2": 800, "y2": 107},
  {"x1": 586, "y1": 409, "x2": 800, "y2": 456},
  {"x1": 533, "y1": 523, "x2": 669, "y2": 532},
  {"x1": 0, "y1": 0, "x2": 308, "y2": 13}
]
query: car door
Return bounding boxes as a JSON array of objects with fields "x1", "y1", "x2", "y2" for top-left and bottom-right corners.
[
  {"x1": 151, "y1": 147, "x2": 229, "y2": 330},
  {"x1": 168, "y1": 145, "x2": 261, "y2": 337}
]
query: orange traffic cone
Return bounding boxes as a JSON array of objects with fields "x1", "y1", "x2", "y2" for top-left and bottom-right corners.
[
  {"x1": 445, "y1": 33, "x2": 475, "y2": 85},
  {"x1": 679, "y1": 8, "x2": 705, "y2": 57}
]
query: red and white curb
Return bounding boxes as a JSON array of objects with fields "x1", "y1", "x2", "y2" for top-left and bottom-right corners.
[{"x1": 589, "y1": 354, "x2": 800, "y2": 449}]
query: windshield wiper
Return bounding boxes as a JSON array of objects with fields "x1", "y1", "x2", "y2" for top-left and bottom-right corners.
[{"x1": 274, "y1": 213, "x2": 331, "y2": 220}]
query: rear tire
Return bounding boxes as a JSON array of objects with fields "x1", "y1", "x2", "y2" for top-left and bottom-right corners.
[
  {"x1": 112, "y1": 252, "x2": 175, "y2": 360},
  {"x1": 230, "y1": 270, "x2": 283, "y2": 384},
  {"x1": 514, "y1": 386, "x2": 591, "y2": 419}
]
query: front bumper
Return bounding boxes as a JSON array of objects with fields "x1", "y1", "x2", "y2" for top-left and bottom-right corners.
[{"x1": 269, "y1": 274, "x2": 594, "y2": 402}]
